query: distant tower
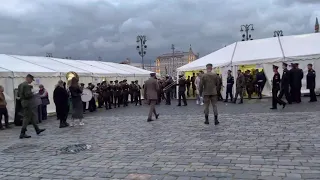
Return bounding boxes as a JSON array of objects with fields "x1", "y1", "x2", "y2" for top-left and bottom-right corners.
[
  {"x1": 188, "y1": 44, "x2": 194, "y2": 63},
  {"x1": 315, "y1": 17, "x2": 319, "y2": 33}
]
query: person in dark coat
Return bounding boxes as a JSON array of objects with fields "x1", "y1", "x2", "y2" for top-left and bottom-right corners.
[
  {"x1": 177, "y1": 75, "x2": 187, "y2": 106},
  {"x1": 224, "y1": 70, "x2": 234, "y2": 102},
  {"x1": 270, "y1": 65, "x2": 286, "y2": 109},
  {"x1": 307, "y1": 64, "x2": 317, "y2": 102},
  {"x1": 290, "y1": 63, "x2": 303, "y2": 103},
  {"x1": 278, "y1": 62, "x2": 292, "y2": 104},
  {"x1": 69, "y1": 78, "x2": 84, "y2": 126},
  {"x1": 53, "y1": 80, "x2": 70, "y2": 128},
  {"x1": 255, "y1": 69, "x2": 265, "y2": 99}
]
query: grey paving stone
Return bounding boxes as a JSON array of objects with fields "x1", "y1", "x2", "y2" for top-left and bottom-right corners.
[{"x1": 0, "y1": 98, "x2": 319, "y2": 179}]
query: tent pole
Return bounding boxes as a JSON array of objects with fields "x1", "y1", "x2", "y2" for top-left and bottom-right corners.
[{"x1": 277, "y1": 36, "x2": 286, "y2": 61}]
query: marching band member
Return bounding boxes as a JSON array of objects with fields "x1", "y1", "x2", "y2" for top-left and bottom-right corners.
[
  {"x1": 69, "y1": 77, "x2": 84, "y2": 126},
  {"x1": 164, "y1": 75, "x2": 173, "y2": 105},
  {"x1": 195, "y1": 72, "x2": 204, "y2": 105},
  {"x1": 134, "y1": 80, "x2": 142, "y2": 106},
  {"x1": 177, "y1": 75, "x2": 187, "y2": 106}
]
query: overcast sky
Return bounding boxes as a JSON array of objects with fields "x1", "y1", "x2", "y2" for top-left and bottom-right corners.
[{"x1": 0, "y1": 0, "x2": 319, "y2": 63}]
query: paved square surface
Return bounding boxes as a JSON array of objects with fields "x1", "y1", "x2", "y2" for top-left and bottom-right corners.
[{"x1": 0, "y1": 97, "x2": 320, "y2": 180}]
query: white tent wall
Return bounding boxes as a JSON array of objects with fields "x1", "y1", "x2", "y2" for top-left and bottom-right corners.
[
  {"x1": 177, "y1": 43, "x2": 237, "y2": 72},
  {"x1": 0, "y1": 77, "x2": 14, "y2": 122},
  {"x1": 176, "y1": 33, "x2": 320, "y2": 98},
  {"x1": 0, "y1": 54, "x2": 153, "y2": 122}
]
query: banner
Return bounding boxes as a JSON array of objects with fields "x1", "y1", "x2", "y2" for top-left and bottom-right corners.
[
  {"x1": 213, "y1": 67, "x2": 221, "y2": 74},
  {"x1": 239, "y1": 64, "x2": 258, "y2": 73},
  {"x1": 183, "y1": 70, "x2": 204, "y2": 78}
]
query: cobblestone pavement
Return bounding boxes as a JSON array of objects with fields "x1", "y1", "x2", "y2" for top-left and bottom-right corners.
[{"x1": 0, "y1": 97, "x2": 320, "y2": 180}]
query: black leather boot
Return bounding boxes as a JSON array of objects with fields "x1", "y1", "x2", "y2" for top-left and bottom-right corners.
[
  {"x1": 19, "y1": 128, "x2": 31, "y2": 139},
  {"x1": 59, "y1": 119, "x2": 67, "y2": 128},
  {"x1": 214, "y1": 115, "x2": 219, "y2": 125},
  {"x1": 204, "y1": 115, "x2": 209, "y2": 124},
  {"x1": 35, "y1": 127, "x2": 46, "y2": 135}
]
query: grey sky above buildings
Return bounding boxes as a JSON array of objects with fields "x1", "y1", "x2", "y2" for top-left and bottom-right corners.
[{"x1": 0, "y1": 0, "x2": 319, "y2": 63}]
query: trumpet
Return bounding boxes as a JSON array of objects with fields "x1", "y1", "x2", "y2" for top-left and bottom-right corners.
[{"x1": 163, "y1": 80, "x2": 177, "y2": 92}]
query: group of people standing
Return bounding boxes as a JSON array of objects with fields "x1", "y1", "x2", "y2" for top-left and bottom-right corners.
[
  {"x1": 270, "y1": 62, "x2": 317, "y2": 109},
  {"x1": 53, "y1": 78, "x2": 143, "y2": 129}
]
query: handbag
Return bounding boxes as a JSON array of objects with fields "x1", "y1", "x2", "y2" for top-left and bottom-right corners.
[{"x1": 41, "y1": 98, "x2": 50, "y2": 105}]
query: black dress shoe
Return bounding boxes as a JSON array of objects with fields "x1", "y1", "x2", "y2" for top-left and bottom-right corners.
[
  {"x1": 155, "y1": 114, "x2": 159, "y2": 119},
  {"x1": 177, "y1": 104, "x2": 181, "y2": 106},
  {"x1": 19, "y1": 134, "x2": 31, "y2": 139},
  {"x1": 270, "y1": 107, "x2": 277, "y2": 110},
  {"x1": 36, "y1": 129, "x2": 46, "y2": 135},
  {"x1": 147, "y1": 119, "x2": 153, "y2": 122}
]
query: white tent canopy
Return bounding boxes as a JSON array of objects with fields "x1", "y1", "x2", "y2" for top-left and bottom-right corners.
[
  {"x1": 280, "y1": 33, "x2": 320, "y2": 61},
  {"x1": 0, "y1": 54, "x2": 153, "y2": 122},
  {"x1": 178, "y1": 33, "x2": 320, "y2": 71},
  {"x1": 176, "y1": 32, "x2": 320, "y2": 98},
  {"x1": 232, "y1": 37, "x2": 283, "y2": 65},
  {"x1": 177, "y1": 43, "x2": 237, "y2": 71},
  {"x1": 0, "y1": 54, "x2": 59, "y2": 77},
  {"x1": 10, "y1": 55, "x2": 92, "y2": 77}
]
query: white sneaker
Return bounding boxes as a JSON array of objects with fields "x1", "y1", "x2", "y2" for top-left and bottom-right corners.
[
  {"x1": 200, "y1": 102, "x2": 204, "y2": 106},
  {"x1": 196, "y1": 100, "x2": 199, "y2": 105},
  {"x1": 70, "y1": 120, "x2": 74, "y2": 127},
  {"x1": 79, "y1": 120, "x2": 84, "y2": 126}
]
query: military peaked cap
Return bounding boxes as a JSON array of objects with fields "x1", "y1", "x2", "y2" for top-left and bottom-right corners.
[{"x1": 273, "y1": 65, "x2": 279, "y2": 69}]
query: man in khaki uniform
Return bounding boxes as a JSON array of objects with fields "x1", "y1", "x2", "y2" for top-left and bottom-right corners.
[
  {"x1": 199, "y1": 63, "x2": 220, "y2": 125},
  {"x1": 233, "y1": 70, "x2": 245, "y2": 104},
  {"x1": 18, "y1": 74, "x2": 45, "y2": 139},
  {"x1": 144, "y1": 73, "x2": 160, "y2": 122}
]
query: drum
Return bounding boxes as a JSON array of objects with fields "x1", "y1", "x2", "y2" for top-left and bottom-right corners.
[{"x1": 81, "y1": 88, "x2": 93, "y2": 102}]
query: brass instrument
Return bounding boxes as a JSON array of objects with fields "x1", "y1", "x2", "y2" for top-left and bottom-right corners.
[
  {"x1": 163, "y1": 80, "x2": 177, "y2": 92},
  {"x1": 66, "y1": 71, "x2": 79, "y2": 87}
]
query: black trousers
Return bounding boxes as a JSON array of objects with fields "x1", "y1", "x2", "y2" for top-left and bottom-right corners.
[
  {"x1": 186, "y1": 85, "x2": 190, "y2": 97},
  {"x1": 110, "y1": 93, "x2": 114, "y2": 104},
  {"x1": 89, "y1": 98, "x2": 96, "y2": 112},
  {"x1": 56, "y1": 106, "x2": 68, "y2": 124},
  {"x1": 309, "y1": 88, "x2": 317, "y2": 101},
  {"x1": 256, "y1": 82, "x2": 264, "y2": 98},
  {"x1": 114, "y1": 95, "x2": 120, "y2": 107},
  {"x1": 123, "y1": 91, "x2": 129, "y2": 106},
  {"x1": 130, "y1": 91, "x2": 134, "y2": 103},
  {"x1": 278, "y1": 86, "x2": 291, "y2": 103},
  {"x1": 246, "y1": 86, "x2": 253, "y2": 99},
  {"x1": 134, "y1": 92, "x2": 142, "y2": 105},
  {"x1": 98, "y1": 95, "x2": 104, "y2": 108},
  {"x1": 225, "y1": 85, "x2": 233, "y2": 101},
  {"x1": 192, "y1": 85, "x2": 196, "y2": 97},
  {"x1": 0, "y1": 107, "x2": 9, "y2": 128},
  {"x1": 217, "y1": 88, "x2": 223, "y2": 100},
  {"x1": 272, "y1": 88, "x2": 286, "y2": 108},
  {"x1": 104, "y1": 97, "x2": 112, "y2": 109},
  {"x1": 178, "y1": 91, "x2": 187, "y2": 105},
  {"x1": 82, "y1": 102, "x2": 86, "y2": 112},
  {"x1": 291, "y1": 87, "x2": 301, "y2": 103},
  {"x1": 165, "y1": 91, "x2": 171, "y2": 105}
]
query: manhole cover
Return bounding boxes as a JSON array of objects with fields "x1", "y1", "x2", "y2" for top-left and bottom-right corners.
[
  {"x1": 2, "y1": 143, "x2": 39, "y2": 153},
  {"x1": 59, "y1": 144, "x2": 91, "y2": 154}
]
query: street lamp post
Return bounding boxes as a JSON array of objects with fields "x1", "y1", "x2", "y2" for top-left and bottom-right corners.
[
  {"x1": 171, "y1": 44, "x2": 175, "y2": 76},
  {"x1": 136, "y1": 35, "x2": 147, "y2": 69},
  {"x1": 240, "y1": 24, "x2": 254, "y2": 41},
  {"x1": 274, "y1": 30, "x2": 284, "y2": 37},
  {"x1": 46, "y1": 53, "x2": 53, "y2": 57}
]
